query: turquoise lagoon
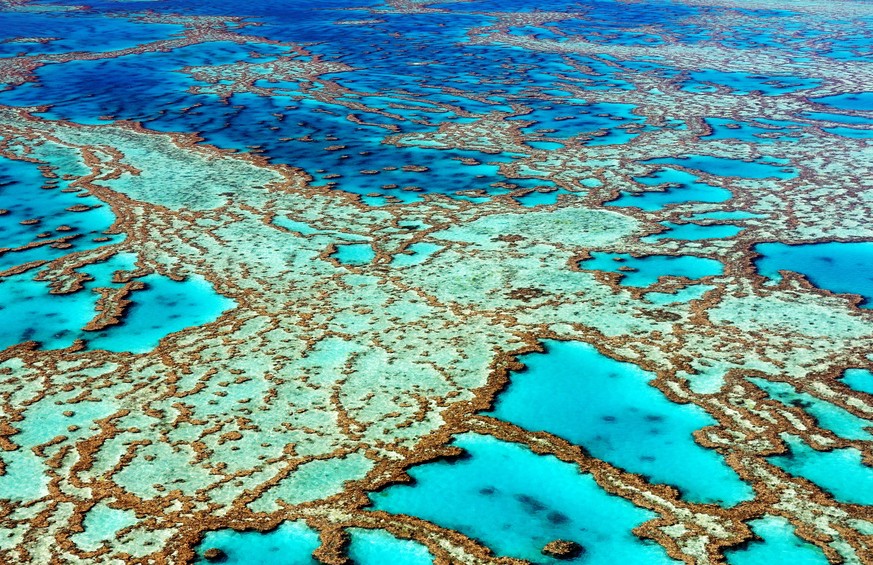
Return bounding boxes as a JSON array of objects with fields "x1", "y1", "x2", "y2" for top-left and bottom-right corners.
[
  {"x1": 606, "y1": 168, "x2": 732, "y2": 211},
  {"x1": 347, "y1": 528, "x2": 434, "y2": 565},
  {"x1": 842, "y1": 368, "x2": 873, "y2": 395},
  {"x1": 488, "y1": 340, "x2": 752, "y2": 506},
  {"x1": 371, "y1": 433, "x2": 676, "y2": 564},
  {"x1": 755, "y1": 242, "x2": 873, "y2": 307},
  {"x1": 725, "y1": 516, "x2": 828, "y2": 565},
  {"x1": 194, "y1": 521, "x2": 320, "y2": 564},
  {"x1": 0, "y1": 254, "x2": 234, "y2": 352},
  {"x1": 579, "y1": 252, "x2": 724, "y2": 287},
  {"x1": 769, "y1": 435, "x2": 873, "y2": 505}
]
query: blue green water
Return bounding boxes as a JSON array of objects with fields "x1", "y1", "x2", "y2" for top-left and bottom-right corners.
[
  {"x1": 193, "y1": 521, "x2": 320, "y2": 564},
  {"x1": 703, "y1": 118, "x2": 804, "y2": 144},
  {"x1": 749, "y1": 377, "x2": 873, "y2": 440},
  {"x1": 391, "y1": 242, "x2": 443, "y2": 267},
  {"x1": 725, "y1": 516, "x2": 828, "y2": 565},
  {"x1": 579, "y1": 252, "x2": 724, "y2": 287},
  {"x1": 680, "y1": 70, "x2": 820, "y2": 96},
  {"x1": 647, "y1": 155, "x2": 797, "y2": 180},
  {"x1": 644, "y1": 284, "x2": 715, "y2": 305},
  {"x1": 489, "y1": 340, "x2": 752, "y2": 506},
  {"x1": 0, "y1": 0, "x2": 870, "y2": 561},
  {"x1": 0, "y1": 154, "x2": 122, "y2": 271},
  {"x1": 643, "y1": 222, "x2": 743, "y2": 242},
  {"x1": 606, "y1": 168, "x2": 732, "y2": 211},
  {"x1": 754, "y1": 242, "x2": 873, "y2": 308},
  {"x1": 769, "y1": 435, "x2": 873, "y2": 505},
  {"x1": 333, "y1": 243, "x2": 376, "y2": 266},
  {"x1": 842, "y1": 368, "x2": 873, "y2": 395},
  {"x1": 347, "y1": 528, "x2": 434, "y2": 565},
  {"x1": 0, "y1": 255, "x2": 234, "y2": 352},
  {"x1": 371, "y1": 432, "x2": 677, "y2": 564}
]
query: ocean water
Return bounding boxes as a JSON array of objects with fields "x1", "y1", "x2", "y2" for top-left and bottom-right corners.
[
  {"x1": 725, "y1": 516, "x2": 828, "y2": 565},
  {"x1": 193, "y1": 521, "x2": 320, "y2": 564},
  {"x1": 1, "y1": 0, "x2": 871, "y2": 562},
  {"x1": 371, "y1": 433, "x2": 677, "y2": 564},
  {"x1": 347, "y1": 528, "x2": 434, "y2": 565},
  {"x1": 579, "y1": 252, "x2": 724, "y2": 287},
  {"x1": 606, "y1": 168, "x2": 732, "y2": 211},
  {"x1": 488, "y1": 340, "x2": 753, "y2": 506},
  {"x1": 769, "y1": 435, "x2": 873, "y2": 505},
  {"x1": 755, "y1": 242, "x2": 873, "y2": 308},
  {"x1": 842, "y1": 368, "x2": 873, "y2": 395}
]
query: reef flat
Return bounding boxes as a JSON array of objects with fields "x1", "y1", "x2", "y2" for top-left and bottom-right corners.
[{"x1": 0, "y1": 0, "x2": 872, "y2": 563}]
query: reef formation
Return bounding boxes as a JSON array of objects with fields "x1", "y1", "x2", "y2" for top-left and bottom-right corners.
[{"x1": 0, "y1": 0, "x2": 872, "y2": 563}]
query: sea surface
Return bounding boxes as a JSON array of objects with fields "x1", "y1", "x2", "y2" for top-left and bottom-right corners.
[{"x1": 0, "y1": 0, "x2": 872, "y2": 562}]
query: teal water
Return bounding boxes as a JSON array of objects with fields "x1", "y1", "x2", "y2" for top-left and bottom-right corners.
[
  {"x1": 333, "y1": 243, "x2": 376, "y2": 266},
  {"x1": 579, "y1": 252, "x2": 724, "y2": 287},
  {"x1": 0, "y1": 153, "x2": 122, "y2": 272},
  {"x1": 725, "y1": 516, "x2": 828, "y2": 565},
  {"x1": 686, "y1": 211, "x2": 764, "y2": 221},
  {"x1": 754, "y1": 242, "x2": 873, "y2": 307},
  {"x1": 769, "y1": 435, "x2": 873, "y2": 505},
  {"x1": 0, "y1": 255, "x2": 234, "y2": 352},
  {"x1": 842, "y1": 368, "x2": 873, "y2": 395},
  {"x1": 194, "y1": 521, "x2": 320, "y2": 565},
  {"x1": 71, "y1": 503, "x2": 139, "y2": 552},
  {"x1": 680, "y1": 70, "x2": 819, "y2": 96},
  {"x1": 347, "y1": 528, "x2": 434, "y2": 565},
  {"x1": 606, "y1": 168, "x2": 732, "y2": 211},
  {"x1": 647, "y1": 155, "x2": 797, "y2": 180},
  {"x1": 812, "y1": 92, "x2": 873, "y2": 112},
  {"x1": 0, "y1": 0, "x2": 871, "y2": 561},
  {"x1": 748, "y1": 377, "x2": 873, "y2": 440},
  {"x1": 489, "y1": 340, "x2": 752, "y2": 506},
  {"x1": 703, "y1": 118, "x2": 803, "y2": 144},
  {"x1": 803, "y1": 112, "x2": 872, "y2": 125},
  {"x1": 514, "y1": 189, "x2": 574, "y2": 207},
  {"x1": 371, "y1": 432, "x2": 677, "y2": 564},
  {"x1": 643, "y1": 222, "x2": 743, "y2": 242}
]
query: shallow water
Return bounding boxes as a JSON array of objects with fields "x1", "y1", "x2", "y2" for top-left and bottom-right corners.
[
  {"x1": 749, "y1": 377, "x2": 873, "y2": 440},
  {"x1": 347, "y1": 528, "x2": 434, "y2": 565},
  {"x1": 725, "y1": 516, "x2": 829, "y2": 565},
  {"x1": 755, "y1": 242, "x2": 873, "y2": 307},
  {"x1": 606, "y1": 168, "x2": 732, "y2": 211},
  {"x1": 579, "y1": 252, "x2": 724, "y2": 287},
  {"x1": 0, "y1": 259, "x2": 234, "y2": 352},
  {"x1": 1, "y1": 0, "x2": 872, "y2": 562},
  {"x1": 371, "y1": 432, "x2": 677, "y2": 564},
  {"x1": 842, "y1": 368, "x2": 873, "y2": 395},
  {"x1": 489, "y1": 340, "x2": 753, "y2": 506},
  {"x1": 193, "y1": 522, "x2": 320, "y2": 564},
  {"x1": 769, "y1": 435, "x2": 873, "y2": 505}
]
